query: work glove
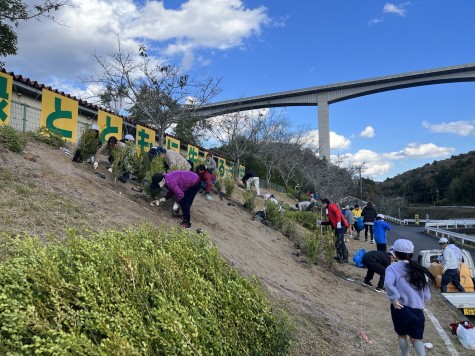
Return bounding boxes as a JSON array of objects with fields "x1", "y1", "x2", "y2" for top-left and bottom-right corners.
[
  {"x1": 150, "y1": 198, "x2": 166, "y2": 206},
  {"x1": 107, "y1": 167, "x2": 113, "y2": 173},
  {"x1": 392, "y1": 300, "x2": 404, "y2": 309},
  {"x1": 93, "y1": 162, "x2": 99, "y2": 170},
  {"x1": 336, "y1": 222, "x2": 342, "y2": 229},
  {"x1": 205, "y1": 193, "x2": 213, "y2": 201},
  {"x1": 173, "y1": 202, "x2": 180, "y2": 211},
  {"x1": 205, "y1": 165, "x2": 208, "y2": 169}
]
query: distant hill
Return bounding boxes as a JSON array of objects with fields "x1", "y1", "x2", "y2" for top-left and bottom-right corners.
[{"x1": 378, "y1": 150, "x2": 475, "y2": 205}]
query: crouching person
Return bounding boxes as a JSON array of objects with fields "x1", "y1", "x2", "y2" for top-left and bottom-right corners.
[
  {"x1": 362, "y1": 247, "x2": 397, "y2": 293},
  {"x1": 150, "y1": 170, "x2": 201, "y2": 228},
  {"x1": 196, "y1": 165, "x2": 216, "y2": 200}
]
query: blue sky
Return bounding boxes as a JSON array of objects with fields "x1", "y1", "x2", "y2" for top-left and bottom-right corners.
[{"x1": 6, "y1": 1, "x2": 475, "y2": 180}]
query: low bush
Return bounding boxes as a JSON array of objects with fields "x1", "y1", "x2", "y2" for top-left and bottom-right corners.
[
  {"x1": 265, "y1": 201, "x2": 284, "y2": 228},
  {"x1": 0, "y1": 225, "x2": 292, "y2": 354},
  {"x1": 27, "y1": 126, "x2": 65, "y2": 148},
  {"x1": 0, "y1": 125, "x2": 27, "y2": 153},
  {"x1": 223, "y1": 177, "x2": 235, "y2": 197},
  {"x1": 243, "y1": 190, "x2": 257, "y2": 212}
]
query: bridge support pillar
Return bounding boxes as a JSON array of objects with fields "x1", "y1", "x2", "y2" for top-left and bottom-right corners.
[{"x1": 317, "y1": 96, "x2": 330, "y2": 159}]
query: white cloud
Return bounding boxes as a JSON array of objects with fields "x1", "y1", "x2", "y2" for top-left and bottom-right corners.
[
  {"x1": 6, "y1": 0, "x2": 270, "y2": 82},
  {"x1": 301, "y1": 130, "x2": 351, "y2": 151},
  {"x1": 383, "y1": 2, "x2": 409, "y2": 16},
  {"x1": 422, "y1": 120, "x2": 475, "y2": 136},
  {"x1": 338, "y1": 142, "x2": 454, "y2": 180},
  {"x1": 368, "y1": 17, "x2": 384, "y2": 25},
  {"x1": 400, "y1": 142, "x2": 455, "y2": 158},
  {"x1": 360, "y1": 126, "x2": 375, "y2": 138}
]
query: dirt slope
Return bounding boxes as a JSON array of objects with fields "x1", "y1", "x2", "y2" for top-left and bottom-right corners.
[{"x1": 0, "y1": 140, "x2": 472, "y2": 355}]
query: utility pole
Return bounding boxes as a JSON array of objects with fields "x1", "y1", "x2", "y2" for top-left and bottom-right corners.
[{"x1": 358, "y1": 166, "x2": 363, "y2": 201}]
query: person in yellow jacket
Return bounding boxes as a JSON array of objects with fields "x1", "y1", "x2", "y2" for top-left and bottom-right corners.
[{"x1": 353, "y1": 204, "x2": 363, "y2": 240}]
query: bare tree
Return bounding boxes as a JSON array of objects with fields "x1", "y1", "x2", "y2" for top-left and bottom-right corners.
[
  {"x1": 83, "y1": 37, "x2": 221, "y2": 145},
  {"x1": 208, "y1": 109, "x2": 288, "y2": 181}
]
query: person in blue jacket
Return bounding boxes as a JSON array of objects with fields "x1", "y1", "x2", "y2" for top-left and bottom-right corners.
[{"x1": 373, "y1": 214, "x2": 391, "y2": 252}]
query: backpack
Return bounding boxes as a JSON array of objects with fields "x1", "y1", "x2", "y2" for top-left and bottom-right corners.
[{"x1": 353, "y1": 248, "x2": 366, "y2": 268}]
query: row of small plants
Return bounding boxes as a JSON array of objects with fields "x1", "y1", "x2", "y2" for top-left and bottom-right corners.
[
  {"x1": 0, "y1": 225, "x2": 292, "y2": 354},
  {"x1": 242, "y1": 192, "x2": 337, "y2": 265},
  {"x1": 0, "y1": 125, "x2": 65, "y2": 153}
]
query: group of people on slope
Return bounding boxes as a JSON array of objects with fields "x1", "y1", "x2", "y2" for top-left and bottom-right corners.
[{"x1": 319, "y1": 199, "x2": 392, "y2": 263}]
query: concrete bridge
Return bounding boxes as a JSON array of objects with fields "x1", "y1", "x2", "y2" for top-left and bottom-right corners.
[{"x1": 192, "y1": 63, "x2": 475, "y2": 158}]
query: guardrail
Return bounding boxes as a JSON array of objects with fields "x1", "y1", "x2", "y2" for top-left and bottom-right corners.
[
  {"x1": 425, "y1": 219, "x2": 475, "y2": 229},
  {"x1": 424, "y1": 226, "x2": 475, "y2": 244},
  {"x1": 384, "y1": 216, "x2": 417, "y2": 225}
]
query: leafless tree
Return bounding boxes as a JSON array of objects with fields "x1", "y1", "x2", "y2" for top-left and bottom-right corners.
[
  {"x1": 208, "y1": 108, "x2": 288, "y2": 181},
  {"x1": 82, "y1": 37, "x2": 221, "y2": 145}
]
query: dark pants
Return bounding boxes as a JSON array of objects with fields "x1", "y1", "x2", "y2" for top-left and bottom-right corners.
[
  {"x1": 364, "y1": 224, "x2": 373, "y2": 241},
  {"x1": 376, "y1": 243, "x2": 387, "y2": 252},
  {"x1": 441, "y1": 268, "x2": 465, "y2": 292},
  {"x1": 362, "y1": 257, "x2": 386, "y2": 288},
  {"x1": 180, "y1": 182, "x2": 201, "y2": 224},
  {"x1": 335, "y1": 228, "x2": 348, "y2": 260}
]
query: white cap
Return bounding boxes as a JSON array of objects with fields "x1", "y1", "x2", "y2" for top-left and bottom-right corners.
[
  {"x1": 439, "y1": 237, "x2": 448, "y2": 244},
  {"x1": 264, "y1": 193, "x2": 271, "y2": 199},
  {"x1": 377, "y1": 213, "x2": 385, "y2": 219},
  {"x1": 124, "y1": 134, "x2": 135, "y2": 141},
  {"x1": 90, "y1": 124, "x2": 99, "y2": 131}
]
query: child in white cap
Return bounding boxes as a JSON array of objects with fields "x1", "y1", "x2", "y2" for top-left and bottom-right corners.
[{"x1": 384, "y1": 239, "x2": 435, "y2": 356}]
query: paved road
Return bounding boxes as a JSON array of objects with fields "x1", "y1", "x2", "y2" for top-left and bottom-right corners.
[{"x1": 386, "y1": 224, "x2": 475, "y2": 263}]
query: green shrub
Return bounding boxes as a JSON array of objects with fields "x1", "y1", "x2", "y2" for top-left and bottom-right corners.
[
  {"x1": 75, "y1": 128, "x2": 101, "y2": 161},
  {"x1": 243, "y1": 190, "x2": 257, "y2": 212},
  {"x1": 282, "y1": 217, "x2": 297, "y2": 239},
  {"x1": 285, "y1": 210, "x2": 319, "y2": 230},
  {"x1": 214, "y1": 177, "x2": 223, "y2": 192},
  {"x1": 0, "y1": 125, "x2": 27, "y2": 153},
  {"x1": 0, "y1": 226, "x2": 292, "y2": 354},
  {"x1": 303, "y1": 231, "x2": 320, "y2": 264},
  {"x1": 265, "y1": 200, "x2": 284, "y2": 228},
  {"x1": 111, "y1": 143, "x2": 135, "y2": 179},
  {"x1": 223, "y1": 177, "x2": 235, "y2": 197},
  {"x1": 131, "y1": 147, "x2": 151, "y2": 183},
  {"x1": 27, "y1": 126, "x2": 65, "y2": 148}
]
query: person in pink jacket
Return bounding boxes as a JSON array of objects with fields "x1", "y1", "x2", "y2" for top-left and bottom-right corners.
[{"x1": 150, "y1": 170, "x2": 201, "y2": 228}]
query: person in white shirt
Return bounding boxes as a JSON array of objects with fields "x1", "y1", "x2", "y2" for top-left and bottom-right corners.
[{"x1": 439, "y1": 237, "x2": 465, "y2": 293}]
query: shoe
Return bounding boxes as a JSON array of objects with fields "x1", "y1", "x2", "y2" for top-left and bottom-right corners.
[
  {"x1": 365, "y1": 239, "x2": 368, "y2": 242},
  {"x1": 107, "y1": 167, "x2": 113, "y2": 173},
  {"x1": 374, "y1": 287, "x2": 386, "y2": 293},
  {"x1": 118, "y1": 176, "x2": 127, "y2": 183},
  {"x1": 362, "y1": 281, "x2": 373, "y2": 287},
  {"x1": 177, "y1": 221, "x2": 191, "y2": 228},
  {"x1": 131, "y1": 185, "x2": 143, "y2": 192},
  {"x1": 370, "y1": 240, "x2": 374, "y2": 244},
  {"x1": 353, "y1": 237, "x2": 360, "y2": 240}
]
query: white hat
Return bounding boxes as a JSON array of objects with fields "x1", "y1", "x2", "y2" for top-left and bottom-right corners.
[
  {"x1": 393, "y1": 239, "x2": 414, "y2": 253},
  {"x1": 264, "y1": 193, "x2": 271, "y2": 199},
  {"x1": 377, "y1": 213, "x2": 385, "y2": 219},
  {"x1": 124, "y1": 134, "x2": 135, "y2": 141},
  {"x1": 439, "y1": 237, "x2": 449, "y2": 244},
  {"x1": 90, "y1": 124, "x2": 99, "y2": 131},
  {"x1": 345, "y1": 205, "x2": 350, "y2": 209}
]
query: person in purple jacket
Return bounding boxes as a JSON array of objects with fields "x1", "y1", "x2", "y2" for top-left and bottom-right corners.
[
  {"x1": 150, "y1": 170, "x2": 201, "y2": 228},
  {"x1": 384, "y1": 239, "x2": 435, "y2": 356}
]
